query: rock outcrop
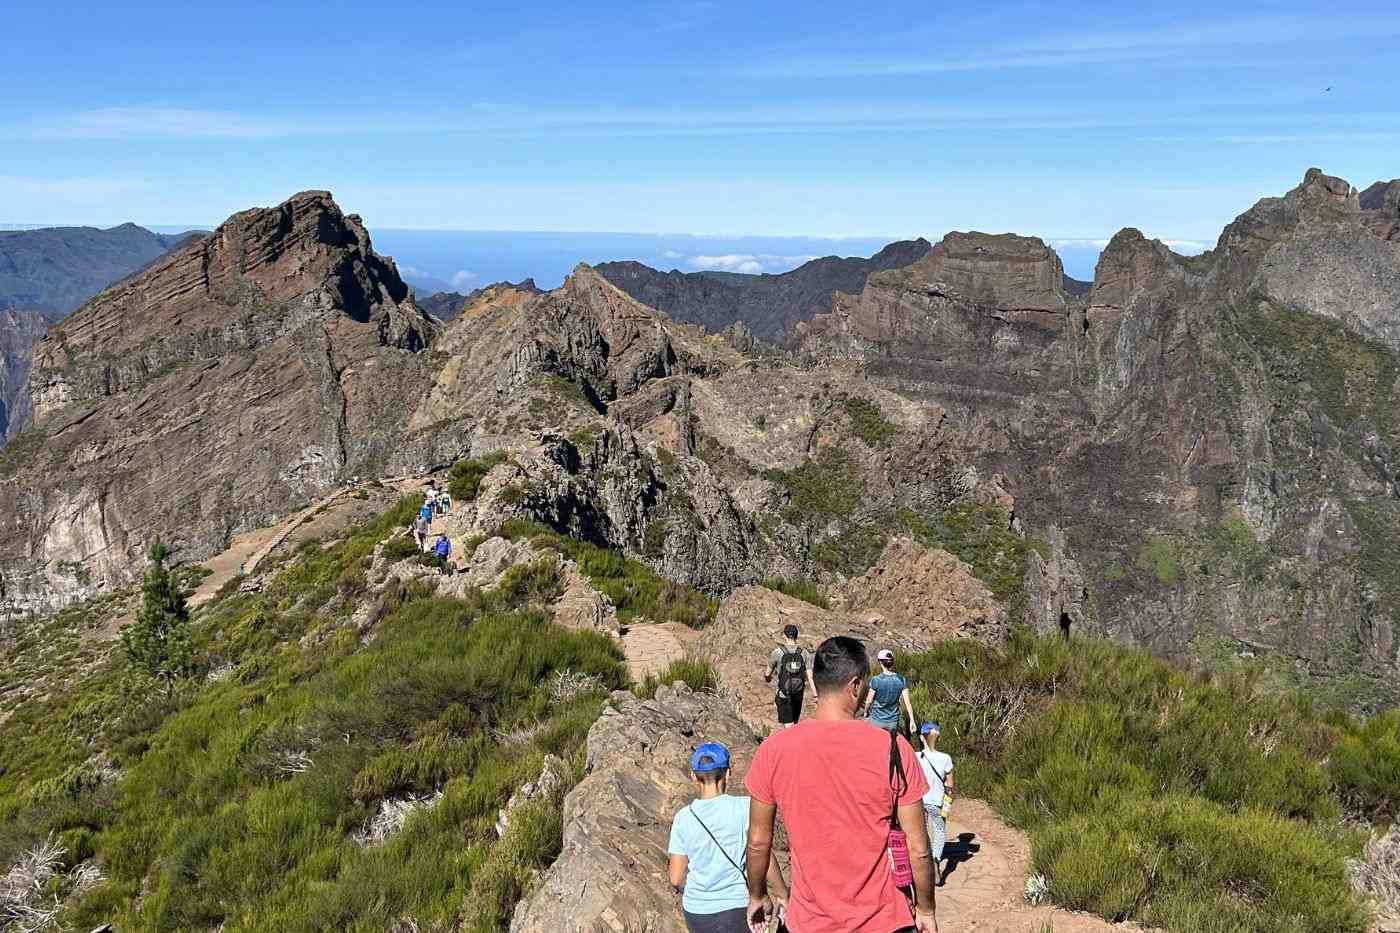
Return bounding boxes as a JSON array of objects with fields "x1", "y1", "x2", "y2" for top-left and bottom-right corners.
[
  {"x1": 512, "y1": 684, "x2": 763, "y2": 933},
  {"x1": 834, "y1": 536, "x2": 1007, "y2": 644}
]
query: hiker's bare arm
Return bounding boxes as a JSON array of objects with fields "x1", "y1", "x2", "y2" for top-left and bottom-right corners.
[
  {"x1": 765, "y1": 854, "x2": 789, "y2": 903},
  {"x1": 765, "y1": 655, "x2": 776, "y2": 682},
  {"x1": 862, "y1": 688, "x2": 874, "y2": 715},
  {"x1": 898, "y1": 800, "x2": 938, "y2": 916},
  {"x1": 946, "y1": 768, "x2": 956, "y2": 796},
  {"x1": 745, "y1": 799, "x2": 777, "y2": 899},
  {"x1": 901, "y1": 687, "x2": 917, "y2": 727},
  {"x1": 668, "y1": 853, "x2": 688, "y2": 891}
]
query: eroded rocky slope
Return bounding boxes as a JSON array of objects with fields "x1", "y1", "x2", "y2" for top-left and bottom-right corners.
[
  {"x1": 0, "y1": 308, "x2": 47, "y2": 440},
  {"x1": 790, "y1": 169, "x2": 1400, "y2": 705}
]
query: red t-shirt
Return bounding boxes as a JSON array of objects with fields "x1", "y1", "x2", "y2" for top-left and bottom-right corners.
[{"x1": 744, "y1": 719, "x2": 929, "y2": 933}]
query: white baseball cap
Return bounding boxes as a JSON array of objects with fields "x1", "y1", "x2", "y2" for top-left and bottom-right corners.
[{"x1": 876, "y1": 648, "x2": 894, "y2": 661}]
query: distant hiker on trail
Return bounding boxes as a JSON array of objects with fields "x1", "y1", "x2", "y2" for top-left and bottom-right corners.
[
  {"x1": 439, "y1": 488, "x2": 452, "y2": 514},
  {"x1": 864, "y1": 648, "x2": 917, "y2": 737},
  {"x1": 916, "y1": 722, "x2": 955, "y2": 886},
  {"x1": 433, "y1": 534, "x2": 452, "y2": 574},
  {"x1": 745, "y1": 636, "x2": 939, "y2": 933},
  {"x1": 418, "y1": 500, "x2": 434, "y2": 528},
  {"x1": 412, "y1": 513, "x2": 430, "y2": 551},
  {"x1": 764, "y1": 624, "x2": 815, "y2": 729},
  {"x1": 668, "y1": 743, "x2": 789, "y2": 933}
]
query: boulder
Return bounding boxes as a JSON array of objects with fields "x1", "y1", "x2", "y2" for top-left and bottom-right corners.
[{"x1": 511, "y1": 685, "x2": 761, "y2": 933}]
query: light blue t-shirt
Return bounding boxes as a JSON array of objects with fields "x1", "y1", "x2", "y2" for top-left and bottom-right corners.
[
  {"x1": 667, "y1": 794, "x2": 751, "y2": 914},
  {"x1": 866, "y1": 672, "x2": 907, "y2": 729}
]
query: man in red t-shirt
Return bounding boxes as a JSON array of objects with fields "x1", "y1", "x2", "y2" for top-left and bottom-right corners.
[{"x1": 743, "y1": 635, "x2": 938, "y2": 933}]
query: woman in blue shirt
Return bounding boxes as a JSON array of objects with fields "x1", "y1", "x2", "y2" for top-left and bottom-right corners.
[
  {"x1": 668, "y1": 742, "x2": 789, "y2": 933},
  {"x1": 863, "y1": 648, "x2": 917, "y2": 737}
]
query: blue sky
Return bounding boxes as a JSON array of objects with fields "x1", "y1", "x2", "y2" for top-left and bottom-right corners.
[{"x1": 2, "y1": 0, "x2": 1398, "y2": 246}]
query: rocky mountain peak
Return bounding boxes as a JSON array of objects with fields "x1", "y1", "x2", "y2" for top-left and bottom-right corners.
[
  {"x1": 873, "y1": 231, "x2": 1068, "y2": 311},
  {"x1": 1088, "y1": 227, "x2": 1197, "y2": 312}
]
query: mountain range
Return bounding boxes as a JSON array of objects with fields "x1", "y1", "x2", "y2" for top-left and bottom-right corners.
[
  {"x1": 0, "y1": 222, "x2": 201, "y2": 320},
  {"x1": 3, "y1": 169, "x2": 1400, "y2": 710}
]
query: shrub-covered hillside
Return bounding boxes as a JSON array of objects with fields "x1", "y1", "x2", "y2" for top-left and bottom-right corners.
[
  {"x1": 0, "y1": 497, "x2": 626, "y2": 932},
  {"x1": 901, "y1": 630, "x2": 1400, "y2": 932}
]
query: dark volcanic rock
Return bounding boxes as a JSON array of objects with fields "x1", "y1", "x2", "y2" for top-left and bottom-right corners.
[
  {"x1": 0, "y1": 223, "x2": 201, "y2": 320},
  {"x1": 596, "y1": 239, "x2": 930, "y2": 343},
  {"x1": 0, "y1": 309, "x2": 48, "y2": 439}
]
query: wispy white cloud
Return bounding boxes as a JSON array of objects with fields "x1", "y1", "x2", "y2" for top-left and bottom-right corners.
[
  {"x1": 450, "y1": 270, "x2": 478, "y2": 289},
  {"x1": 684, "y1": 252, "x2": 819, "y2": 274},
  {"x1": 734, "y1": 14, "x2": 1400, "y2": 78},
  {"x1": 1048, "y1": 236, "x2": 1210, "y2": 254},
  {"x1": 0, "y1": 174, "x2": 151, "y2": 199}
]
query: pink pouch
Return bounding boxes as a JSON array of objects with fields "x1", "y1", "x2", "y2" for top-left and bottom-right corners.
[{"x1": 887, "y1": 827, "x2": 914, "y2": 887}]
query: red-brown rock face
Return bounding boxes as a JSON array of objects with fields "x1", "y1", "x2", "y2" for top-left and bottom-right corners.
[{"x1": 1, "y1": 192, "x2": 442, "y2": 612}]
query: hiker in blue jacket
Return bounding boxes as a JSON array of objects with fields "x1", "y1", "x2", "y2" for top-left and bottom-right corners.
[
  {"x1": 432, "y1": 534, "x2": 451, "y2": 574},
  {"x1": 668, "y1": 743, "x2": 788, "y2": 933}
]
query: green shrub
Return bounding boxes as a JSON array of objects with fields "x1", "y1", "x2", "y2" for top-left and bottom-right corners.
[
  {"x1": 762, "y1": 579, "x2": 830, "y2": 608},
  {"x1": 380, "y1": 533, "x2": 422, "y2": 562},
  {"x1": 1330, "y1": 710, "x2": 1400, "y2": 820},
  {"x1": 840, "y1": 394, "x2": 899, "y2": 447},
  {"x1": 501, "y1": 521, "x2": 717, "y2": 627},
  {"x1": 1033, "y1": 796, "x2": 1367, "y2": 932},
  {"x1": 898, "y1": 630, "x2": 1372, "y2": 931},
  {"x1": 447, "y1": 452, "x2": 508, "y2": 503},
  {"x1": 634, "y1": 655, "x2": 718, "y2": 700}
]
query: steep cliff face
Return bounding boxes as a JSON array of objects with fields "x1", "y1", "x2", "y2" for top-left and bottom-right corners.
[
  {"x1": 595, "y1": 238, "x2": 932, "y2": 343},
  {"x1": 0, "y1": 192, "x2": 441, "y2": 612},
  {"x1": 0, "y1": 309, "x2": 47, "y2": 439},
  {"x1": 793, "y1": 170, "x2": 1400, "y2": 706}
]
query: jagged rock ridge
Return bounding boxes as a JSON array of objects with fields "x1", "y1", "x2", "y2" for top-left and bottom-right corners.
[{"x1": 596, "y1": 238, "x2": 932, "y2": 343}]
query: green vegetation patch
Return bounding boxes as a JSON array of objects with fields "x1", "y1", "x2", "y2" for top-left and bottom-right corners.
[
  {"x1": 900, "y1": 630, "x2": 1374, "y2": 932},
  {"x1": 899, "y1": 501, "x2": 1029, "y2": 611},
  {"x1": 761, "y1": 578, "x2": 830, "y2": 609},
  {"x1": 0, "y1": 495, "x2": 626, "y2": 932},
  {"x1": 1233, "y1": 301, "x2": 1400, "y2": 438},
  {"x1": 0, "y1": 426, "x2": 51, "y2": 477},
  {"x1": 839, "y1": 394, "x2": 899, "y2": 448},
  {"x1": 633, "y1": 655, "x2": 719, "y2": 700},
  {"x1": 501, "y1": 520, "x2": 717, "y2": 627},
  {"x1": 448, "y1": 452, "x2": 509, "y2": 504}
]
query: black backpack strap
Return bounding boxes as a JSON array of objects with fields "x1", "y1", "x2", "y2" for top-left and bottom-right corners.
[
  {"x1": 919, "y1": 750, "x2": 949, "y2": 784},
  {"x1": 888, "y1": 731, "x2": 908, "y2": 823},
  {"x1": 688, "y1": 806, "x2": 747, "y2": 881}
]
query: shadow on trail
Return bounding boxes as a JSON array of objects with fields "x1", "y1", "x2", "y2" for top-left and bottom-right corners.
[{"x1": 939, "y1": 832, "x2": 980, "y2": 886}]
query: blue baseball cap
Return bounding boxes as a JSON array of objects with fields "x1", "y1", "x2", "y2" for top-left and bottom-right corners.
[
  {"x1": 690, "y1": 742, "x2": 731, "y2": 773},
  {"x1": 920, "y1": 722, "x2": 941, "y2": 735}
]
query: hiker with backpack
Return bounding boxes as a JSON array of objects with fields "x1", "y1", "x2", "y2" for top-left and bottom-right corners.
[
  {"x1": 864, "y1": 648, "x2": 918, "y2": 737},
  {"x1": 915, "y1": 723, "x2": 955, "y2": 886},
  {"x1": 765, "y1": 624, "x2": 815, "y2": 729},
  {"x1": 668, "y1": 742, "x2": 789, "y2": 933},
  {"x1": 745, "y1": 636, "x2": 939, "y2": 933},
  {"x1": 418, "y1": 498, "x2": 434, "y2": 529},
  {"x1": 411, "y1": 513, "x2": 430, "y2": 552}
]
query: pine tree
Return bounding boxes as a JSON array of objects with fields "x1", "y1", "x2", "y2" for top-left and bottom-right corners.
[{"x1": 121, "y1": 540, "x2": 193, "y2": 688}]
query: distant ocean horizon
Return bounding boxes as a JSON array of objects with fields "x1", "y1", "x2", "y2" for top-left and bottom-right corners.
[{"x1": 8, "y1": 223, "x2": 1212, "y2": 294}]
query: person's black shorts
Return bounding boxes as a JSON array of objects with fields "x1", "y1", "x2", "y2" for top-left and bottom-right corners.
[{"x1": 775, "y1": 690, "x2": 803, "y2": 724}]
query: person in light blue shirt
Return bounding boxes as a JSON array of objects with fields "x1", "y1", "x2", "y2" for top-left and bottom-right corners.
[
  {"x1": 863, "y1": 648, "x2": 917, "y2": 736},
  {"x1": 668, "y1": 742, "x2": 789, "y2": 933}
]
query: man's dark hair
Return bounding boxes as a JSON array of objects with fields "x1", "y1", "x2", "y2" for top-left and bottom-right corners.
[
  {"x1": 783, "y1": 624, "x2": 799, "y2": 639},
  {"x1": 812, "y1": 635, "x2": 869, "y2": 694}
]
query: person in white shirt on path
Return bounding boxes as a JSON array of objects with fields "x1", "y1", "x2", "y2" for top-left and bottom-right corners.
[{"x1": 916, "y1": 721, "x2": 956, "y2": 885}]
